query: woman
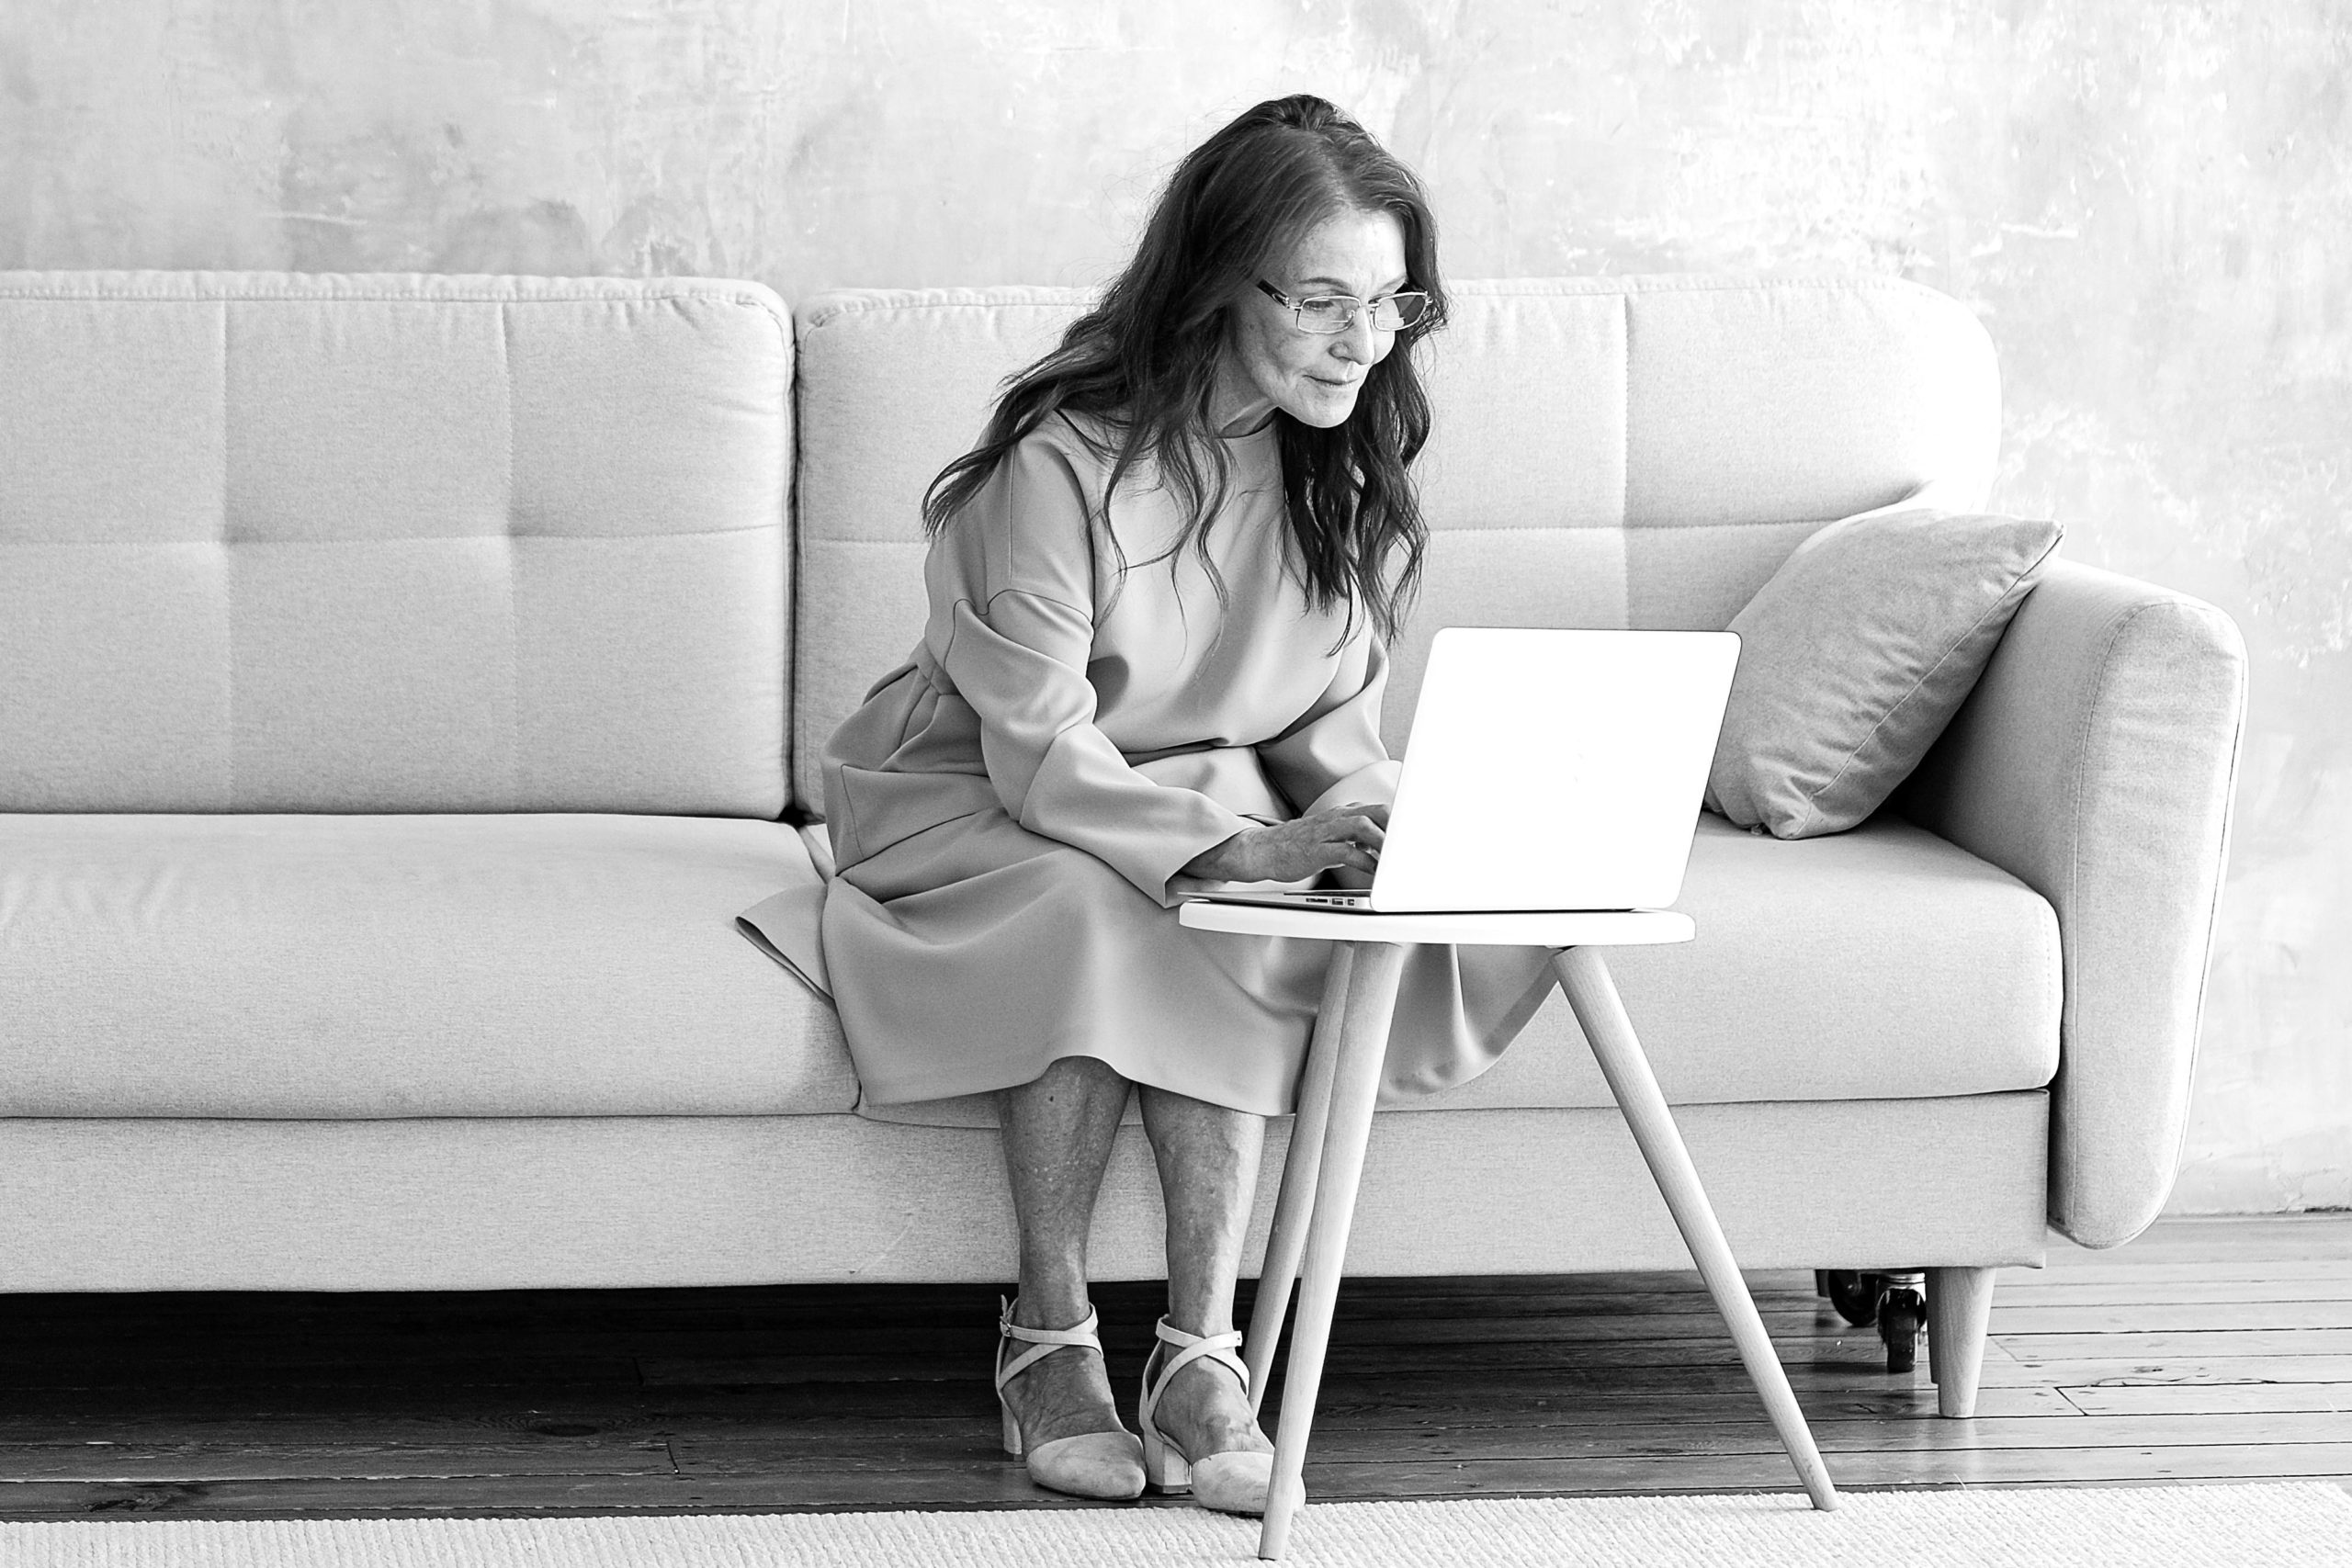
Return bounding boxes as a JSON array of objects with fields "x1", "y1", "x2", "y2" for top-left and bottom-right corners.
[{"x1": 817, "y1": 96, "x2": 1556, "y2": 1512}]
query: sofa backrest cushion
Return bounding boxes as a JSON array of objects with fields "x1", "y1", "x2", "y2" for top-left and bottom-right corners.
[
  {"x1": 789, "y1": 275, "x2": 1998, "y2": 809},
  {"x1": 0, "y1": 272, "x2": 791, "y2": 816}
]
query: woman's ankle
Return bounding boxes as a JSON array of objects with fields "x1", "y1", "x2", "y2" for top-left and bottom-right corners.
[
  {"x1": 1010, "y1": 1281, "x2": 1091, "y2": 1330},
  {"x1": 1160, "y1": 1306, "x2": 1237, "y2": 1338}
]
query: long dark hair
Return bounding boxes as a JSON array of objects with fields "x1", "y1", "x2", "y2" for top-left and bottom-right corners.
[{"x1": 921, "y1": 94, "x2": 1446, "y2": 645}]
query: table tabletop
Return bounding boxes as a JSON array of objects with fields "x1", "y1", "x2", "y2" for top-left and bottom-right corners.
[{"x1": 1176, "y1": 899, "x2": 1693, "y2": 947}]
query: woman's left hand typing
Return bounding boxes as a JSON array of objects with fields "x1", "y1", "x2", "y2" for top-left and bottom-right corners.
[{"x1": 1182, "y1": 802, "x2": 1387, "y2": 884}]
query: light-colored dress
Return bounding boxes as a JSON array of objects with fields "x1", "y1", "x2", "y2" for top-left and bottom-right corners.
[{"x1": 818, "y1": 412, "x2": 1557, "y2": 1117}]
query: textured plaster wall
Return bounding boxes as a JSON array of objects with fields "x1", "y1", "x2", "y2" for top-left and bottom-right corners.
[{"x1": 2, "y1": 1, "x2": 2345, "y2": 1213}]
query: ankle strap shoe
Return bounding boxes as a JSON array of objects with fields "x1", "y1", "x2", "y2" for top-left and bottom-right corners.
[
  {"x1": 1137, "y1": 1314, "x2": 1273, "y2": 1516},
  {"x1": 994, "y1": 1297, "x2": 1145, "y2": 1500}
]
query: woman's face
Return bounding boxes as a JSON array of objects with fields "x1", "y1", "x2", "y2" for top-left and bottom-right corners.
[{"x1": 1217, "y1": 205, "x2": 1409, "y2": 434}]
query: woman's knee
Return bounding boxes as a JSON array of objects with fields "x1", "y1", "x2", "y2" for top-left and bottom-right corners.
[{"x1": 1002, "y1": 1055, "x2": 1132, "y2": 1115}]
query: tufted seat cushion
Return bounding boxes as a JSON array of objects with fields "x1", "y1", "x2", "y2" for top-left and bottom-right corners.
[{"x1": 0, "y1": 813, "x2": 854, "y2": 1119}]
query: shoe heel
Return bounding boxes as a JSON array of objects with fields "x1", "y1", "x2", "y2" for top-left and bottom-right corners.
[
  {"x1": 1000, "y1": 1399, "x2": 1023, "y2": 1459},
  {"x1": 1139, "y1": 1420, "x2": 1191, "y2": 1494}
]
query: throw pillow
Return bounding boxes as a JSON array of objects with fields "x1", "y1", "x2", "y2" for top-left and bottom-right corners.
[{"x1": 1703, "y1": 506, "x2": 2063, "y2": 839}]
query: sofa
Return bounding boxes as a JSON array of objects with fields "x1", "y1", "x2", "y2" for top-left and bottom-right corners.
[{"x1": 0, "y1": 271, "x2": 2245, "y2": 1419}]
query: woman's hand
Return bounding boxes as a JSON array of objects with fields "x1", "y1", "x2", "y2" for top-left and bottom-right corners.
[{"x1": 1183, "y1": 803, "x2": 1388, "y2": 884}]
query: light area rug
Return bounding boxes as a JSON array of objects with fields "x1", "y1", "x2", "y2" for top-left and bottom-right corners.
[{"x1": 6, "y1": 1484, "x2": 2351, "y2": 1568}]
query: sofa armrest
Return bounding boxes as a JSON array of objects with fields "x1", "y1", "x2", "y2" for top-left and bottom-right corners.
[{"x1": 1894, "y1": 558, "x2": 2248, "y2": 1248}]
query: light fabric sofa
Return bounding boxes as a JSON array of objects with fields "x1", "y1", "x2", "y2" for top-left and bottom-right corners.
[{"x1": 0, "y1": 273, "x2": 2244, "y2": 1415}]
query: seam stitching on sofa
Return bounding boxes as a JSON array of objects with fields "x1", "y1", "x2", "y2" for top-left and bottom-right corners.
[
  {"x1": 723, "y1": 289, "x2": 795, "y2": 374},
  {"x1": 1609, "y1": 517, "x2": 1852, "y2": 533},
  {"x1": 1431, "y1": 522, "x2": 1620, "y2": 537},
  {"x1": 797, "y1": 298, "x2": 1091, "y2": 332},
  {"x1": 0, "y1": 287, "x2": 783, "y2": 309},
  {"x1": 168, "y1": 524, "x2": 773, "y2": 545}
]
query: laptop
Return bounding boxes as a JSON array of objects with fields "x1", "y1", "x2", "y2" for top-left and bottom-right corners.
[{"x1": 1193, "y1": 626, "x2": 1739, "y2": 914}]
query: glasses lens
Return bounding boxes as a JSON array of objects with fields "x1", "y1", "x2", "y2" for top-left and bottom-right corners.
[
  {"x1": 1374, "y1": 292, "x2": 1430, "y2": 330},
  {"x1": 1295, "y1": 297, "x2": 1354, "y2": 334}
]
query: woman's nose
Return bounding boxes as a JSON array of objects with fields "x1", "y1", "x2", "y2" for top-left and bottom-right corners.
[{"x1": 1332, "y1": 313, "x2": 1379, "y2": 363}]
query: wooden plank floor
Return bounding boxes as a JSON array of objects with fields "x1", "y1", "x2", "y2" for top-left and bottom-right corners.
[{"x1": 1, "y1": 1214, "x2": 2346, "y2": 1519}]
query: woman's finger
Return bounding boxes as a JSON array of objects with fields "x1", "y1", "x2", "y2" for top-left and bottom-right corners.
[
  {"x1": 1320, "y1": 818, "x2": 1380, "y2": 862},
  {"x1": 1319, "y1": 837, "x2": 1370, "y2": 877}
]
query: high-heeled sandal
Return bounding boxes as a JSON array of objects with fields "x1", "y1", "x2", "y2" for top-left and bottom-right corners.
[
  {"x1": 995, "y1": 1296, "x2": 1146, "y2": 1500},
  {"x1": 1137, "y1": 1315, "x2": 1273, "y2": 1516}
]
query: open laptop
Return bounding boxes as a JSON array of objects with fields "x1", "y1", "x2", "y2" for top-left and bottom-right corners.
[{"x1": 1193, "y1": 626, "x2": 1739, "y2": 914}]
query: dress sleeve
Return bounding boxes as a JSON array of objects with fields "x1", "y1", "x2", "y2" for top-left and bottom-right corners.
[
  {"x1": 1257, "y1": 625, "x2": 1406, "y2": 818},
  {"x1": 927, "y1": 429, "x2": 1255, "y2": 904}
]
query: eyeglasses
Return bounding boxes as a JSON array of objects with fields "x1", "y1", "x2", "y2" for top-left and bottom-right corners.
[{"x1": 1256, "y1": 280, "x2": 1431, "y2": 334}]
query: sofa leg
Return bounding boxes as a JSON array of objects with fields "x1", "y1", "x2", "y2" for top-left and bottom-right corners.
[{"x1": 1925, "y1": 1266, "x2": 1997, "y2": 1417}]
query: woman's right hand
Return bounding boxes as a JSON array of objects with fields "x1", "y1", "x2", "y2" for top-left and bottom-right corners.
[{"x1": 1183, "y1": 803, "x2": 1388, "y2": 884}]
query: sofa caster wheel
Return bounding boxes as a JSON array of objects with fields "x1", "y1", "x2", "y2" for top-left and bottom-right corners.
[
  {"x1": 1879, "y1": 1284, "x2": 1925, "y2": 1372},
  {"x1": 1824, "y1": 1269, "x2": 1879, "y2": 1326}
]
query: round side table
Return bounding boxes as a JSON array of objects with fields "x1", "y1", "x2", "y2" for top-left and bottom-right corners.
[{"x1": 1175, "y1": 900, "x2": 1839, "y2": 1559}]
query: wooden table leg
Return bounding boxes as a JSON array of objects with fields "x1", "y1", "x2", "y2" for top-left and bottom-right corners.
[
  {"x1": 1552, "y1": 946, "x2": 1841, "y2": 1512},
  {"x1": 1247, "y1": 943, "x2": 1354, "y2": 1413},
  {"x1": 1259, "y1": 940, "x2": 1406, "y2": 1561}
]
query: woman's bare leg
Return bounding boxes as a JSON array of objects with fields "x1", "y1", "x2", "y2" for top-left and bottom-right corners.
[
  {"x1": 1138, "y1": 1086, "x2": 1275, "y2": 1459},
  {"x1": 998, "y1": 1055, "x2": 1133, "y2": 1446}
]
